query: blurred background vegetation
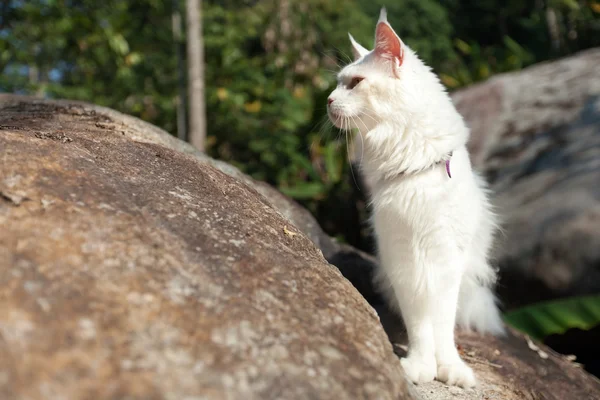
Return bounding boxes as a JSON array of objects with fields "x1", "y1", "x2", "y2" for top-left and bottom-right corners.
[
  {"x1": 2, "y1": 0, "x2": 600, "y2": 374},
  {"x1": 3, "y1": 0, "x2": 600, "y2": 251}
]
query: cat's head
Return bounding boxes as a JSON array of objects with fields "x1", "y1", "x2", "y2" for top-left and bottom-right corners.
[{"x1": 327, "y1": 8, "x2": 433, "y2": 132}]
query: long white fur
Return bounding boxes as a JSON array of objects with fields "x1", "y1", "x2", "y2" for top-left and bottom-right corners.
[{"x1": 327, "y1": 8, "x2": 504, "y2": 388}]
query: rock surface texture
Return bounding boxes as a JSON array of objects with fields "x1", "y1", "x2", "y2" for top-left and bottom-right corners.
[
  {"x1": 1, "y1": 95, "x2": 599, "y2": 399},
  {"x1": 452, "y1": 48, "x2": 600, "y2": 308},
  {"x1": 378, "y1": 307, "x2": 600, "y2": 400},
  {"x1": 0, "y1": 96, "x2": 410, "y2": 400}
]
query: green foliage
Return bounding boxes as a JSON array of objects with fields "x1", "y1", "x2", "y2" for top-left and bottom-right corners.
[
  {"x1": 1, "y1": 0, "x2": 599, "y2": 250},
  {"x1": 356, "y1": 0, "x2": 456, "y2": 68},
  {"x1": 1, "y1": 0, "x2": 179, "y2": 131},
  {"x1": 504, "y1": 295, "x2": 600, "y2": 341},
  {"x1": 440, "y1": 0, "x2": 600, "y2": 87}
]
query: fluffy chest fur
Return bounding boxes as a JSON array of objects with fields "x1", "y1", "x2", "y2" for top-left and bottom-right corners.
[{"x1": 366, "y1": 146, "x2": 482, "y2": 256}]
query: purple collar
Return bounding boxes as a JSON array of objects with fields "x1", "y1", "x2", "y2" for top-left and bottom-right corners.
[
  {"x1": 388, "y1": 152, "x2": 453, "y2": 180},
  {"x1": 445, "y1": 153, "x2": 452, "y2": 178}
]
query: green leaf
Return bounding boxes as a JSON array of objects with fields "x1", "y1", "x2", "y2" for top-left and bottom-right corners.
[
  {"x1": 280, "y1": 182, "x2": 325, "y2": 199},
  {"x1": 108, "y1": 33, "x2": 129, "y2": 55},
  {"x1": 503, "y1": 295, "x2": 600, "y2": 341},
  {"x1": 290, "y1": 153, "x2": 321, "y2": 182},
  {"x1": 454, "y1": 38, "x2": 471, "y2": 55},
  {"x1": 324, "y1": 142, "x2": 342, "y2": 184}
]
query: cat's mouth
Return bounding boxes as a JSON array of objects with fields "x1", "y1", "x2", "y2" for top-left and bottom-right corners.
[{"x1": 327, "y1": 109, "x2": 346, "y2": 129}]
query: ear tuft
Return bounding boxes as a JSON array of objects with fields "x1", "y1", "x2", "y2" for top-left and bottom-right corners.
[
  {"x1": 348, "y1": 32, "x2": 369, "y2": 60},
  {"x1": 378, "y1": 7, "x2": 387, "y2": 23}
]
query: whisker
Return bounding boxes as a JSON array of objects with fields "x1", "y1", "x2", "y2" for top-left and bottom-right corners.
[
  {"x1": 326, "y1": 45, "x2": 352, "y2": 67},
  {"x1": 351, "y1": 114, "x2": 369, "y2": 166},
  {"x1": 346, "y1": 116, "x2": 362, "y2": 192},
  {"x1": 345, "y1": 130, "x2": 361, "y2": 191},
  {"x1": 359, "y1": 108, "x2": 378, "y2": 122},
  {"x1": 313, "y1": 119, "x2": 333, "y2": 143},
  {"x1": 354, "y1": 113, "x2": 369, "y2": 131},
  {"x1": 358, "y1": 124, "x2": 365, "y2": 166}
]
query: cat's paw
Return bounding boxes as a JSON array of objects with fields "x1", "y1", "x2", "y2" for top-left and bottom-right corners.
[
  {"x1": 400, "y1": 355, "x2": 437, "y2": 384},
  {"x1": 437, "y1": 360, "x2": 476, "y2": 388}
]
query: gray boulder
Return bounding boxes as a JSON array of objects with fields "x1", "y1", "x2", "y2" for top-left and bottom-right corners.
[{"x1": 452, "y1": 48, "x2": 600, "y2": 307}]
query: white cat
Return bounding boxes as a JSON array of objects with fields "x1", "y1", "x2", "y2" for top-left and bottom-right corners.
[{"x1": 327, "y1": 8, "x2": 505, "y2": 388}]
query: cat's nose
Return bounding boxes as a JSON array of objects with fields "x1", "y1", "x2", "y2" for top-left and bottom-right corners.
[{"x1": 327, "y1": 98, "x2": 334, "y2": 106}]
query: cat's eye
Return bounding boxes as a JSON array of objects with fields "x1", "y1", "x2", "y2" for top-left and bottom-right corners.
[{"x1": 349, "y1": 77, "x2": 364, "y2": 89}]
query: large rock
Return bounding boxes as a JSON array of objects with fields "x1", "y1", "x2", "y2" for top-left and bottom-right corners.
[
  {"x1": 378, "y1": 307, "x2": 600, "y2": 400},
  {"x1": 0, "y1": 96, "x2": 410, "y2": 399},
  {"x1": 2, "y1": 95, "x2": 383, "y2": 305},
  {"x1": 1, "y1": 96, "x2": 599, "y2": 399},
  {"x1": 452, "y1": 48, "x2": 600, "y2": 308}
]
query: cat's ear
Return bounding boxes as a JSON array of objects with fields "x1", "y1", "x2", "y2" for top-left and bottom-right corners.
[
  {"x1": 348, "y1": 33, "x2": 369, "y2": 60},
  {"x1": 374, "y1": 8, "x2": 404, "y2": 76}
]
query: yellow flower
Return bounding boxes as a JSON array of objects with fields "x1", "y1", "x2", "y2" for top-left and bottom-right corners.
[
  {"x1": 244, "y1": 100, "x2": 262, "y2": 113},
  {"x1": 293, "y1": 86, "x2": 305, "y2": 98},
  {"x1": 216, "y1": 88, "x2": 228, "y2": 100}
]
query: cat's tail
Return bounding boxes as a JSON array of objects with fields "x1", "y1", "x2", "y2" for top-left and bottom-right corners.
[{"x1": 457, "y1": 274, "x2": 505, "y2": 335}]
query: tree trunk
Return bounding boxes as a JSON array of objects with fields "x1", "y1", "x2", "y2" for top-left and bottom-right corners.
[
  {"x1": 172, "y1": 0, "x2": 187, "y2": 142},
  {"x1": 185, "y1": 0, "x2": 206, "y2": 151}
]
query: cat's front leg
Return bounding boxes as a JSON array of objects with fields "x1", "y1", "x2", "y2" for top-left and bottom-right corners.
[
  {"x1": 396, "y1": 295, "x2": 438, "y2": 384},
  {"x1": 377, "y1": 231, "x2": 438, "y2": 383},
  {"x1": 379, "y1": 267, "x2": 436, "y2": 383},
  {"x1": 384, "y1": 246, "x2": 475, "y2": 387},
  {"x1": 432, "y1": 266, "x2": 476, "y2": 388}
]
